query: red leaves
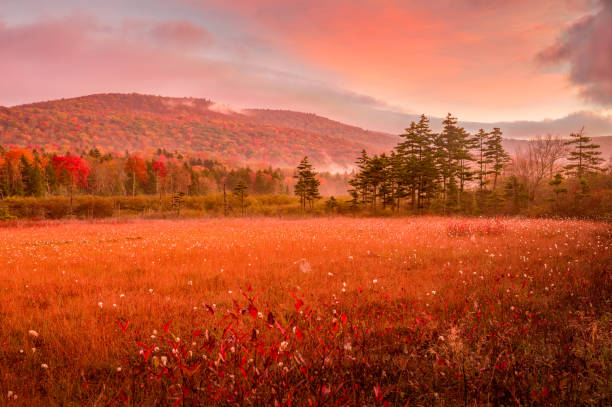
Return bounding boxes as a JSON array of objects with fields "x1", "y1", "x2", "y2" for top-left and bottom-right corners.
[
  {"x1": 295, "y1": 327, "x2": 304, "y2": 341},
  {"x1": 117, "y1": 319, "x2": 129, "y2": 333},
  {"x1": 125, "y1": 155, "x2": 148, "y2": 182},
  {"x1": 162, "y1": 322, "x2": 171, "y2": 334},
  {"x1": 248, "y1": 304, "x2": 258, "y2": 319},
  {"x1": 136, "y1": 342, "x2": 151, "y2": 362},
  {"x1": 52, "y1": 154, "x2": 91, "y2": 188},
  {"x1": 291, "y1": 292, "x2": 304, "y2": 312},
  {"x1": 152, "y1": 160, "x2": 168, "y2": 178},
  {"x1": 295, "y1": 298, "x2": 304, "y2": 312},
  {"x1": 373, "y1": 385, "x2": 385, "y2": 405}
]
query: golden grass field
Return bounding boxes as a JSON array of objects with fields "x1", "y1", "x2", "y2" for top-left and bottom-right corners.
[{"x1": 0, "y1": 217, "x2": 610, "y2": 405}]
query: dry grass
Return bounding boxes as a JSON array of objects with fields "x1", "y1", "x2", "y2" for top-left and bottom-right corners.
[{"x1": 0, "y1": 217, "x2": 610, "y2": 405}]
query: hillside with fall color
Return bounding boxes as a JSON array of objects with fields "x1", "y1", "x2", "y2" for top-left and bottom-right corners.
[{"x1": 0, "y1": 93, "x2": 396, "y2": 169}]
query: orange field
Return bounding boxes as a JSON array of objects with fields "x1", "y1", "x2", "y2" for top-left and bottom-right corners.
[{"x1": 0, "y1": 217, "x2": 610, "y2": 405}]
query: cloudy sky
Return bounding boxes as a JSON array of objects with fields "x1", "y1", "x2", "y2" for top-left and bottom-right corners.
[{"x1": 1, "y1": 0, "x2": 611, "y2": 136}]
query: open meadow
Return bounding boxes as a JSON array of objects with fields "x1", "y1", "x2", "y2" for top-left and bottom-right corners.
[{"x1": 0, "y1": 217, "x2": 610, "y2": 405}]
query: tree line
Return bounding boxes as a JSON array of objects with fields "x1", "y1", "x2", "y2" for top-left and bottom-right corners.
[
  {"x1": 1, "y1": 113, "x2": 610, "y2": 219},
  {"x1": 344, "y1": 114, "x2": 609, "y2": 217},
  {"x1": 0, "y1": 146, "x2": 287, "y2": 204}
]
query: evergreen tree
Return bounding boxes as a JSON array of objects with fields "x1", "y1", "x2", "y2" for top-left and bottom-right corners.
[
  {"x1": 325, "y1": 196, "x2": 339, "y2": 213},
  {"x1": 397, "y1": 121, "x2": 419, "y2": 208},
  {"x1": 388, "y1": 150, "x2": 407, "y2": 212},
  {"x1": 294, "y1": 157, "x2": 320, "y2": 212},
  {"x1": 21, "y1": 154, "x2": 45, "y2": 197},
  {"x1": 474, "y1": 129, "x2": 492, "y2": 191},
  {"x1": 348, "y1": 150, "x2": 370, "y2": 205},
  {"x1": 456, "y1": 127, "x2": 476, "y2": 205},
  {"x1": 548, "y1": 173, "x2": 567, "y2": 200},
  {"x1": 376, "y1": 153, "x2": 394, "y2": 210},
  {"x1": 484, "y1": 127, "x2": 509, "y2": 190},
  {"x1": 233, "y1": 180, "x2": 248, "y2": 216},
  {"x1": 434, "y1": 113, "x2": 462, "y2": 212},
  {"x1": 564, "y1": 128, "x2": 604, "y2": 178},
  {"x1": 504, "y1": 175, "x2": 528, "y2": 214},
  {"x1": 415, "y1": 115, "x2": 439, "y2": 209},
  {"x1": 365, "y1": 154, "x2": 388, "y2": 211},
  {"x1": 44, "y1": 161, "x2": 59, "y2": 195}
]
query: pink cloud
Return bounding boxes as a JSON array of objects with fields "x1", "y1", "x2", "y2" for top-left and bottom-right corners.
[{"x1": 150, "y1": 20, "x2": 212, "y2": 48}]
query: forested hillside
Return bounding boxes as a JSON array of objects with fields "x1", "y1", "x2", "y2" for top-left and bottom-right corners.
[{"x1": 0, "y1": 93, "x2": 395, "y2": 169}]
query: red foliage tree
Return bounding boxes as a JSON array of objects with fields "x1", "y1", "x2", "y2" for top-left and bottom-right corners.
[
  {"x1": 52, "y1": 154, "x2": 91, "y2": 214},
  {"x1": 152, "y1": 160, "x2": 168, "y2": 201},
  {"x1": 125, "y1": 155, "x2": 147, "y2": 197}
]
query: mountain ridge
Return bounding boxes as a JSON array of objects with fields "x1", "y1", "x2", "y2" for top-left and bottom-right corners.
[
  {"x1": 0, "y1": 93, "x2": 396, "y2": 170},
  {"x1": 1, "y1": 93, "x2": 611, "y2": 169}
]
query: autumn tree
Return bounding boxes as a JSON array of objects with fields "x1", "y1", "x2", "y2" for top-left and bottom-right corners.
[
  {"x1": 152, "y1": 160, "x2": 168, "y2": 204},
  {"x1": 125, "y1": 155, "x2": 148, "y2": 197},
  {"x1": 512, "y1": 136, "x2": 567, "y2": 202},
  {"x1": 52, "y1": 154, "x2": 91, "y2": 214}
]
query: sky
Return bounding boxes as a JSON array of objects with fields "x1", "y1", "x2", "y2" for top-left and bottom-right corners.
[{"x1": 1, "y1": 0, "x2": 611, "y2": 136}]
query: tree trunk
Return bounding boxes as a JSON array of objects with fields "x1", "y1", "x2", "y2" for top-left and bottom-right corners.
[{"x1": 69, "y1": 184, "x2": 73, "y2": 216}]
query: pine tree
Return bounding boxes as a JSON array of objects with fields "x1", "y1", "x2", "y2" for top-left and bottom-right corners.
[
  {"x1": 348, "y1": 150, "x2": 370, "y2": 205},
  {"x1": 365, "y1": 154, "x2": 388, "y2": 212},
  {"x1": 414, "y1": 115, "x2": 439, "y2": 209},
  {"x1": 376, "y1": 153, "x2": 394, "y2": 210},
  {"x1": 388, "y1": 150, "x2": 407, "y2": 212},
  {"x1": 325, "y1": 196, "x2": 339, "y2": 213},
  {"x1": 45, "y1": 161, "x2": 59, "y2": 195},
  {"x1": 548, "y1": 173, "x2": 567, "y2": 204},
  {"x1": 294, "y1": 157, "x2": 320, "y2": 212},
  {"x1": 233, "y1": 180, "x2": 248, "y2": 216},
  {"x1": 564, "y1": 128, "x2": 604, "y2": 178},
  {"x1": 456, "y1": 127, "x2": 476, "y2": 205},
  {"x1": 434, "y1": 113, "x2": 462, "y2": 212},
  {"x1": 484, "y1": 127, "x2": 509, "y2": 190},
  {"x1": 397, "y1": 121, "x2": 419, "y2": 208},
  {"x1": 474, "y1": 129, "x2": 492, "y2": 191},
  {"x1": 21, "y1": 155, "x2": 45, "y2": 197}
]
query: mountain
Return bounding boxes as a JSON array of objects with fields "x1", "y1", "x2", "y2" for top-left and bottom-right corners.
[
  {"x1": 0, "y1": 93, "x2": 396, "y2": 169},
  {"x1": 1, "y1": 93, "x2": 611, "y2": 169}
]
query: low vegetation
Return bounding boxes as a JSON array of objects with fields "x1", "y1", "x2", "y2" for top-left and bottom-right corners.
[{"x1": 0, "y1": 217, "x2": 609, "y2": 405}]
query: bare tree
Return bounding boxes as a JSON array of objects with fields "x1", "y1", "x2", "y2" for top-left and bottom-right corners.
[{"x1": 510, "y1": 135, "x2": 567, "y2": 201}]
